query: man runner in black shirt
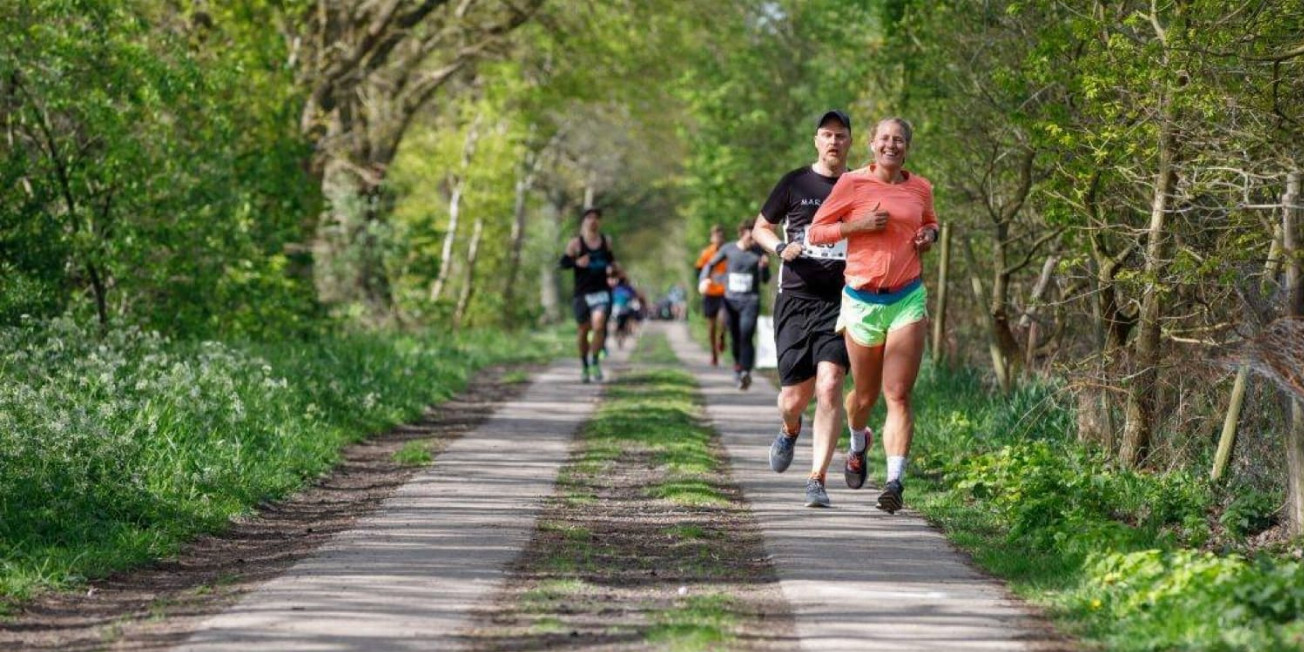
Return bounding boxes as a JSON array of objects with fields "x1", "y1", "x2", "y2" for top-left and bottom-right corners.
[
  {"x1": 560, "y1": 207, "x2": 619, "y2": 383},
  {"x1": 751, "y1": 110, "x2": 857, "y2": 508}
]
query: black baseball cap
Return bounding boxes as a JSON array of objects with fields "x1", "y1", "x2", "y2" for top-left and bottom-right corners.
[{"x1": 816, "y1": 109, "x2": 851, "y2": 131}]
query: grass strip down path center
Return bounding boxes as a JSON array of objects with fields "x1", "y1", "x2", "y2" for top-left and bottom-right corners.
[{"x1": 464, "y1": 332, "x2": 796, "y2": 651}]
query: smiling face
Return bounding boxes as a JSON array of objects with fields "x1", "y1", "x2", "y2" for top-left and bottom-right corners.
[
  {"x1": 871, "y1": 119, "x2": 911, "y2": 169},
  {"x1": 814, "y1": 120, "x2": 851, "y2": 170}
]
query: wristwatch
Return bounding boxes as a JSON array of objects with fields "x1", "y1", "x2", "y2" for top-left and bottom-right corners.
[{"x1": 773, "y1": 240, "x2": 787, "y2": 255}]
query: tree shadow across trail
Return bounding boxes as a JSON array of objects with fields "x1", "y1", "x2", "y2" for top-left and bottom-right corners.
[{"x1": 0, "y1": 364, "x2": 541, "y2": 652}]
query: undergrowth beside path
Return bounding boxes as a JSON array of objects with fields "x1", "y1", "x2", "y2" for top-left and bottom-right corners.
[
  {"x1": 0, "y1": 316, "x2": 564, "y2": 607},
  {"x1": 901, "y1": 365, "x2": 1304, "y2": 651}
]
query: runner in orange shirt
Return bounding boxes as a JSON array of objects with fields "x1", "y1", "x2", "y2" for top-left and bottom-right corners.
[
  {"x1": 807, "y1": 117, "x2": 940, "y2": 514},
  {"x1": 694, "y1": 225, "x2": 729, "y2": 366}
]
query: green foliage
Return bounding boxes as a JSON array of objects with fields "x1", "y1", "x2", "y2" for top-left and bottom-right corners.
[
  {"x1": 674, "y1": 0, "x2": 879, "y2": 249},
  {"x1": 1072, "y1": 551, "x2": 1304, "y2": 651},
  {"x1": 905, "y1": 362, "x2": 1303, "y2": 649},
  {"x1": 0, "y1": 0, "x2": 319, "y2": 337},
  {"x1": 1219, "y1": 488, "x2": 1280, "y2": 539},
  {"x1": 0, "y1": 316, "x2": 564, "y2": 599}
]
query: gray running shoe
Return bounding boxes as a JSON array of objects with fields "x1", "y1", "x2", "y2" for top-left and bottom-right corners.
[
  {"x1": 805, "y1": 477, "x2": 831, "y2": 508},
  {"x1": 876, "y1": 479, "x2": 904, "y2": 514},
  {"x1": 739, "y1": 371, "x2": 752, "y2": 391},
  {"x1": 769, "y1": 431, "x2": 797, "y2": 473},
  {"x1": 844, "y1": 446, "x2": 868, "y2": 489}
]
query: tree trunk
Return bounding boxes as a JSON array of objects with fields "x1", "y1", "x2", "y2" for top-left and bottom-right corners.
[
  {"x1": 963, "y1": 238, "x2": 1012, "y2": 393},
  {"x1": 431, "y1": 118, "x2": 482, "y2": 303},
  {"x1": 1021, "y1": 254, "x2": 1059, "y2": 375},
  {"x1": 538, "y1": 195, "x2": 565, "y2": 323},
  {"x1": 503, "y1": 148, "x2": 540, "y2": 311},
  {"x1": 313, "y1": 157, "x2": 392, "y2": 314},
  {"x1": 989, "y1": 240, "x2": 1023, "y2": 383},
  {"x1": 1120, "y1": 109, "x2": 1179, "y2": 468},
  {"x1": 453, "y1": 217, "x2": 484, "y2": 329},
  {"x1": 430, "y1": 178, "x2": 463, "y2": 303},
  {"x1": 1283, "y1": 171, "x2": 1304, "y2": 534}
]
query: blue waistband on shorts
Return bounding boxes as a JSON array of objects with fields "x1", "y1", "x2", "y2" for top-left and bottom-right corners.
[{"x1": 843, "y1": 277, "x2": 923, "y2": 305}]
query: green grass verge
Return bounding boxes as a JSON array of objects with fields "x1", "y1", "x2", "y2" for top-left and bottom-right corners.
[
  {"x1": 646, "y1": 593, "x2": 738, "y2": 650},
  {"x1": 0, "y1": 316, "x2": 565, "y2": 603},
  {"x1": 903, "y1": 363, "x2": 1304, "y2": 651},
  {"x1": 392, "y1": 440, "x2": 433, "y2": 466}
]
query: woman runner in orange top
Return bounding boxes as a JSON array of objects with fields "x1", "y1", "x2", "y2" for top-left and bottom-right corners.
[{"x1": 806, "y1": 117, "x2": 939, "y2": 514}]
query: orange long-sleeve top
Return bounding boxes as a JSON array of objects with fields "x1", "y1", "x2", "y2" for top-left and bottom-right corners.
[
  {"x1": 807, "y1": 165, "x2": 939, "y2": 292},
  {"x1": 694, "y1": 244, "x2": 727, "y2": 297}
]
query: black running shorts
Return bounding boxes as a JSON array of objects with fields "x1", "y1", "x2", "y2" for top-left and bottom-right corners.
[
  {"x1": 774, "y1": 292, "x2": 848, "y2": 386},
  {"x1": 572, "y1": 292, "x2": 612, "y2": 324},
  {"x1": 702, "y1": 294, "x2": 725, "y2": 319}
]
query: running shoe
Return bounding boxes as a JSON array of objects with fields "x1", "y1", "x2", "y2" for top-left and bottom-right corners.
[
  {"x1": 592, "y1": 364, "x2": 604, "y2": 383},
  {"x1": 844, "y1": 446, "x2": 868, "y2": 490},
  {"x1": 805, "y1": 477, "x2": 831, "y2": 508},
  {"x1": 769, "y1": 429, "x2": 797, "y2": 473},
  {"x1": 581, "y1": 366, "x2": 591, "y2": 384},
  {"x1": 876, "y1": 479, "x2": 904, "y2": 514},
  {"x1": 739, "y1": 371, "x2": 752, "y2": 391}
]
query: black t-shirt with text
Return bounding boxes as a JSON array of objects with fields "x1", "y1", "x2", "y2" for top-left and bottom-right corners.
[{"x1": 760, "y1": 166, "x2": 846, "y2": 302}]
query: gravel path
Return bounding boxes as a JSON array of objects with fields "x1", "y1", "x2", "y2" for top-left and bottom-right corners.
[{"x1": 171, "y1": 349, "x2": 630, "y2": 652}]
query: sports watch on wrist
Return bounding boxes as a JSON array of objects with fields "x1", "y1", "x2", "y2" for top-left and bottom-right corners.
[{"x1": 773, "y1": 240, "x2": 787, "y2": 255}]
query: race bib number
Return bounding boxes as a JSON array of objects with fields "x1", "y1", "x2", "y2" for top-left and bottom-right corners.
[
  {"x1": 727, "y1": 273, "x2": 754, "y2": 293},
  {"x1": 584, "y1": 291, "x2": 610, "y2": 308},
  {"x1": 799, "y1": 226, "x2": 847, "y2": 261}
]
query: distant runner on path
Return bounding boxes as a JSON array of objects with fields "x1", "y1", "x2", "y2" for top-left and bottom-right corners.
[
  {"x1": 808, "y1": 117, "x2": 939, "y2": 514},
  {"x1": 694, "y1": 224, "x2": 730, "y2": 366},
  {"x1": 751, "y1": 109, "x2": 853, "y2": 509},
  {"x1": 560, "y1": 207, "x2": 620, "y2": 383},
  {"x1": 699, "y1": 218, "x2": 769, "y2": 391}
]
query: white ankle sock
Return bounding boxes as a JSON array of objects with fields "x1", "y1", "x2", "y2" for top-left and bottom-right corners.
[
  {"x1": 849, "y1": 426, "x2": 868, "y2": 453},
  {"x1": 887, "y1": 455, "x2": 907, "y2": 482}
]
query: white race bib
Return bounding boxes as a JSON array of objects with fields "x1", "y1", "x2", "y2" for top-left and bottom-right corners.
[
  {"x1": 799, "y1": 226, "x2": 848, "y2": 261},
  {"x1": 727, "y1": 273, "x2": 754, "y2": 293},
  {"x1": 584, "y1": 291, "x2": 610, "y2": 308}
]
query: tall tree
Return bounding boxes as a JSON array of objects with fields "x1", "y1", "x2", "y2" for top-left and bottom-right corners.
[{"x1": 281, "y1": 0, "x2": 544, "y2": 319}]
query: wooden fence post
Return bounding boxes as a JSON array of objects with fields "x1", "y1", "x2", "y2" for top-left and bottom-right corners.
[
  {"x1": 931, "y1": 223, "x2": 951, "y2": 366},
  {"x1": 1213, "y1": 225, "x2": 1285, "y2": 482}
]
